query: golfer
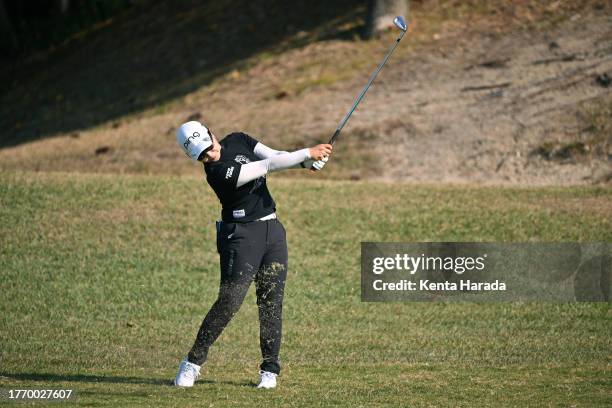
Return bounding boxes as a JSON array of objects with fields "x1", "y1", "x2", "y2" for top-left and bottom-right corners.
[{"x1": 174, "y1": 121, "x2": 332, "y2": 389}]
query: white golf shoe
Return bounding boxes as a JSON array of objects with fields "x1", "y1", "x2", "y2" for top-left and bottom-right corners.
[
  {"x1": 174, "y1": 359, "x2": 201, "y2": 387},
  {"x1": 257, "y1": 370, "x2": 277, "y2": 389}
]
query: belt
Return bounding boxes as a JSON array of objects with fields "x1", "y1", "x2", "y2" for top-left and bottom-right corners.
[{"x1": 256, "y1": 213, "x2": 277, "y2": 221}]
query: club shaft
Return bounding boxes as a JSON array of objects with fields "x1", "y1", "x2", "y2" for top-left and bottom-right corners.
[{"x1": 329, "y1": 30, "x2": 406, "y2": 144}]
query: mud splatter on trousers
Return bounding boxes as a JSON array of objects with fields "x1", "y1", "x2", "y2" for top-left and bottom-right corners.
[{"x1": 188, "y1": 218, "x2": 288, "y2": 375}]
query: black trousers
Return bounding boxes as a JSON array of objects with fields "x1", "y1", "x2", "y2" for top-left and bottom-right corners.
[{"x1": 187, "y1": 218, "x2": 288, "y2": 374}]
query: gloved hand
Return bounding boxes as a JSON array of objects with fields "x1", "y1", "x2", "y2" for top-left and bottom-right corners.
[{"x1": 311, "y1": 155, "x2": 329, "y2": 171}]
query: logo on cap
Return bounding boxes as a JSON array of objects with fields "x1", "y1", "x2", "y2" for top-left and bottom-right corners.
[{"x1": 183, "y1": 131, "x2": 201, "y2": 149}]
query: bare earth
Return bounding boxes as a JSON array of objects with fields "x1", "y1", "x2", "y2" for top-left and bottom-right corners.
[
  {"x1": 206, "y1": 13, "x2": 612, "y2": 185},
  {"x1": 371, "y1": 14, "x2": 612, "y2": 185},
  {"x1": 1, "y1": 12, "x2": 610, "y2": 185}
]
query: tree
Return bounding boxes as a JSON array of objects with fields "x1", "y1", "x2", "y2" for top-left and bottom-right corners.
[
  {"x1": 57, "y1": 0, "x2": 71, "y2": 15},
  {"x1": 0, "y1": 0, "x2": 18, "y2": 53},
  {"x1": 365, "y1": 0, "x2": 409, "y2": 39}
]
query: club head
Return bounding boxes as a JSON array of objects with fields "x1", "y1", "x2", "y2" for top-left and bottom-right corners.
[{"x1": 393, "y1": 15, "x2": 407, "y2": 32}]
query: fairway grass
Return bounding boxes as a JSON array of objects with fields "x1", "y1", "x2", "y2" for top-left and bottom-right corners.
[{"x1": 1, "y1": 171, "x2": 610, "y2": 407}]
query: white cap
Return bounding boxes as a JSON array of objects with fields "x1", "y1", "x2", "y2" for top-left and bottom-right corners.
[{"x1": 176, "y1": 121, "x2": 213, "y2": 161}]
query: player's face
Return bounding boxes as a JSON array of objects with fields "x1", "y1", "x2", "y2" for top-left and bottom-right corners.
[{"x1": 200, "y1": 134, "x2": 221, "y2": 163}]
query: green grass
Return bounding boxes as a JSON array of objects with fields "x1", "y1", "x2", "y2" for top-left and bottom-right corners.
[{"x1": 0, "y1": 171, "x2": 611, "y2": 407}]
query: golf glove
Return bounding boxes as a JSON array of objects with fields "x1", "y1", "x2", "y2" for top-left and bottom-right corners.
[{"x1": 311, "y1": 155, "x2": 329, "y2": 171}]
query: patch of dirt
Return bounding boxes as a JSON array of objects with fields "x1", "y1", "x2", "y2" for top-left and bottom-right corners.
[
  {"x1": 1, "y1": 7, "x2": 610, "y2": 186},
  {"x1": 245, "y1": 10, "x2": 612, "y2": 186},
  {"x1": 363, "y1": 13, "x2": 612, "y2": 185}
]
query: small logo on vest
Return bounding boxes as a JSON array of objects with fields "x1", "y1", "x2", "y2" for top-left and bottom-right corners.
[
  {"x1": 234, "y1": 155, "x2": 250, "y2": 164},
  {"x1": 233, "y1": 209, "x2": 246, "y2": 218},
  {"x1": 225, "y1": 167, "x2": 234, "y2": 179}
]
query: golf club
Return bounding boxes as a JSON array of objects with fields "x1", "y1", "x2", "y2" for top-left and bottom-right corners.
[{"x1": 328, "y1": 15, "x2": 408, "y2": 147}]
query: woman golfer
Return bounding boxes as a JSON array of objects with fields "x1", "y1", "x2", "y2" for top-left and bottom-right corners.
[{"x1": 174, "y1": 121, "x2": 331, "y2": 389}]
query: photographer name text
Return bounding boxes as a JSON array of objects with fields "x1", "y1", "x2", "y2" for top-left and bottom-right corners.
[{"x1": 371, "y1": 254, "x2": 506, "y2": 292}]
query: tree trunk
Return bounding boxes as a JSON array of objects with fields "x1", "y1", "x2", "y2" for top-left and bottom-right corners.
[
  {"x1": 57, "y1": 0, "x2": 70, "y2": 14},
  {"x1": 365, "y1": 0, "x2": 409, "y2": 39},
  {"x1": 0, "y1": 0, "x2": 18, "y2": 53}
]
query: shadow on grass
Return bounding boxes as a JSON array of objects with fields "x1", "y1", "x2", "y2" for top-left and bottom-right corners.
[
  {"x1": 200, "y1": 379, "x2": 256, "y2": 388},
  {"x1": 0, "y1": 372, "x2": 254, "y2": 388},
  {"x1": 0, "y1": 0, "x2": 367, "y2": 148}
]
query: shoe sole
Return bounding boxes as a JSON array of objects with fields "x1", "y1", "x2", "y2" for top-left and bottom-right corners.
[{"x1": 174, "y1": 379, "x2": 194, "y2": 387}]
